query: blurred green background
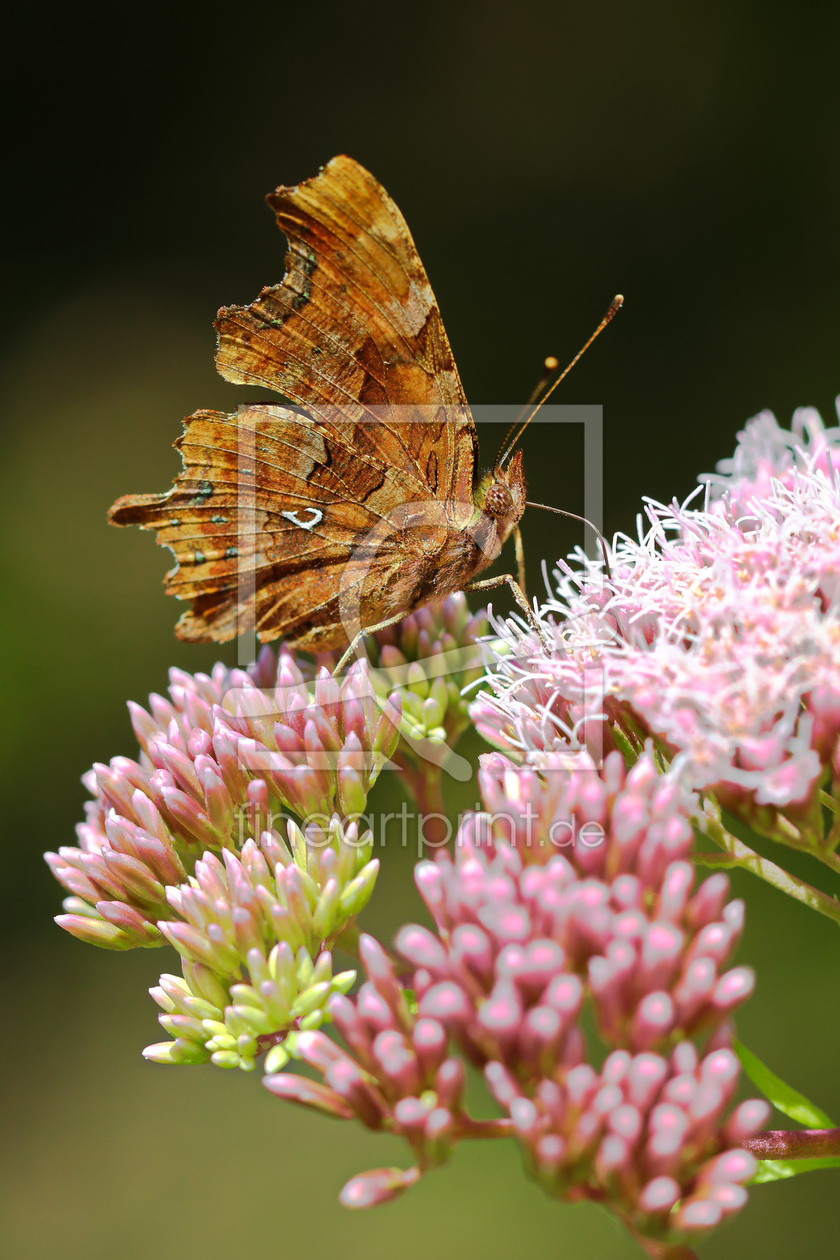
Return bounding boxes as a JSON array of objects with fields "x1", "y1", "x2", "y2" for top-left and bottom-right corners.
[{"x1": 2, "y1": 2, "x2": 840, "y2": 1256}]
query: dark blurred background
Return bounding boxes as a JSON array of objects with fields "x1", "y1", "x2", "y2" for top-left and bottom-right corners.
[{"x1": 2, "y1": 2, "x2": 840, "y2": 1257}]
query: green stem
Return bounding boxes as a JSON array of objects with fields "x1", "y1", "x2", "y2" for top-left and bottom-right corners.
[
  {"x1": 825, "y1": 812, "x2": 840, "y2": 853},
  {"x1": 762, "y1": 812, "x2": 840, "y2": 877},
  {"x1": 694, "y1": 808, "x2": 840, "y2": 927},
  {"x1": 813, "y1": 846, "x2": 840, "y2": 876},
  {"x1": 820, "y1": 790, "x2": 840, "y2": 816}
]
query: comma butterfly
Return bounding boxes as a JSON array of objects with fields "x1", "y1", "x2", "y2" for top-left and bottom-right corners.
[{"x1": 110, "y1": 156, "x2": 620, "y2": 663}]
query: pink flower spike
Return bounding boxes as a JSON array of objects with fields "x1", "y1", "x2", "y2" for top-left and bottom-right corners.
[
  {"x1": 295, "y1": 1030, "x2": 350, "y2": 1074},
  {"x1": 535, "y1": 1133, "x2": 567, "y2": 1179},
  {"x1": 324, "y1": 1060, "x2": 386, "y2": 1130},
  {"x1": 607, "y1": 1104, "x2": 643, "y2": 1144},
  {"x1": 411, "y1": 1019, "x2": 448, "y2": 1079},
  {"x1": 359, "y1": 934, "x2": 406, "y2": 1011},
  {"x1": 417, "y1": 982, "x2": 473, "y2": 1033},
  {"x1": 631, "y1": 992, "x2": 676, "y2": 1051},
  {"x1": 673, "y1": 957, "x2": 718, "y2": 1029},
  {"x1": 700, "y1": 1049, "x2": 741, "y2": 1096},
  {"x1": 54, "y1": 912, "x2": 149, "y2": 950},
  {"x1": 712, "y1": 967, "x2": 755, "y2": 1014},
  {"x1": 708, "y1": 1183, "x2": 749, "y2": 1214},
  {"x1": 372, "y1": 1030, "x2": 422, "y2": 1096},
  {"x1": 674, "y1": 1197, "x2": 723, "y2": 1232},
  {"x1": 685, "y1": 873, "x2": 731, "y2": 930},
  {"x1": 449, "y1": 924, "x2": 495, "y2": 988},
  {"x1": 638, "y1": 922, "x2": 686, "y2": 991},
  {"x1": 655, "y1": 862, "x2": 694, "y2": 923},
  {"x1": 339, "y1": 1166, "x2": 422, "y2": 1209},
  {"x1": 476, "y1": 980, "x2": 525, "y2": 1045},
  {"x1": 484, "y1": 1061, "x2": 524, "y2": 1108},
  {"x1": 696, "y1": 1148, "x2": 758, "y2": 1187},
  {"x1": 356, "y1": 981, "x2": 399, "y2": 1034},
  {"x1": 724, "y1": 1099, "x2": 772, "y2": 1144},
  {"x1": 434, "y1": 1058, "x2": 466, "y2": 1111},
  {"x1": 510, "y1": 1096, "x2": 540, "y2": 1140},
  {"x1": 395, "y1": 925, "x2": 450, "y2": 975},
  {"x1": 263, "y1": 1073, "x2": 355, "y2": 1120},
  {"x1": 638, "y1": 1175, "x2": 681, "y2": 1214},
  {"x1": 645, "y1": 1103, "x2": 690, "y2": 1174}
]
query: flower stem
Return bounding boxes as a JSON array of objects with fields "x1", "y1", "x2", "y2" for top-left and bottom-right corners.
[
  {"x1": 334, "y1": 923, "x2": 361, "y2": 957},
  {"x1": 400, "y1": 763, "x2": 450, "y2": 848},
  {"x1": 820, "y1": 790, "x2": 839, "y2": 816},
  {"x1": 743, "y1": 1129, "x2": 840, "y2": 1159},
  {"x1": 459, "y1": 1116, "x2": 514, "y2": 1140},
  {"x1": 625, "y1": 1226, "x2": 699, "y2": 1260},
  {"x1": 761, "y1": 813, "x2": 840, "y2": 877},
  {"x1": 813, "y1": 847, "x2": 840, "y2": 877},
  {"x1": 694, "y1": 807, "x2": 840, "y2": 927}
]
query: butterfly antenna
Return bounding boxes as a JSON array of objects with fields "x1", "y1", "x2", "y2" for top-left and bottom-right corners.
[
  {"x1": 526, "y1": 500, "x2": 614, "y2": 582},
  {"x1": 497, "y1": 355, "x2": 560, "y2": 461},
  {"x1": 497, "y1": 294, "x2": 624, "y2": 468}
]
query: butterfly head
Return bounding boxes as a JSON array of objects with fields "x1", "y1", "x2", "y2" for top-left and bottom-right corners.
[{"x1": 476, "y1": 449, "x2": 527, "y2": 542}]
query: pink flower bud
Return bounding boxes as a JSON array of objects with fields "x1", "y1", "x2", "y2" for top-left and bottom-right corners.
[
  {"x1": 638, "y1": 1175, "x2": 681, "y2": 1213},
  {"x1": 339, "y1": 1166, "x2": 422, "y2": 1209},
  {"x1": 395, "y1": 925, "x2": 450, "y2": 975},
  {"x1": 411, "y1": 1019, "x2": 447, "y2": 1080},
  {"x1": 434, "y1": 1058, "x2": 466, "y2": 1110},
  {"x1": 724, "y1": 1098, "x2": 771, "y2": 1143},
  {"x1": 263, "y1": 1073, "x2": 357, "y2": 1119},
  {"x1": 417, "y1": 982, "x2": 473, "y2": 1029}
]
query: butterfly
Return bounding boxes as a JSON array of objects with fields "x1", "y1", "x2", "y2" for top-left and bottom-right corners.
[{"x1": 110, "y1": 155, "x2": 619, "y2": 665}]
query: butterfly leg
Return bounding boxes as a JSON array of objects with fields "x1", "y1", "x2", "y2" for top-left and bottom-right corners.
[
  {"x1": 514, "y1": 525, "x2": 526, "y2": 595},
  {"x1": 332, "y1": 611, "x2": 415, "y2": 677},
  {"x1": 463, "y1": 573, "x2": 550, "y2": 649}
]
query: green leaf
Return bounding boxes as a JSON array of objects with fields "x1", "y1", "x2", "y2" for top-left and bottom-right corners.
[
  {"x1": 734, "y1": 1040, "x2": 835, "y2": 1127},
  {"x1": 753, "y1": 1157, "x2": 840, "y2": 1183}
]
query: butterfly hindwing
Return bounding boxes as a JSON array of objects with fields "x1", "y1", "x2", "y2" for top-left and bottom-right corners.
[{"x1": 109, "y1": 404, "x2": 453, "y2": 648}]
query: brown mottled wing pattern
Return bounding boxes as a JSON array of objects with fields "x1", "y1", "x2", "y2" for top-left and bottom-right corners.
[
  {"x1": 215, "y1": 155, "x2": 478, "y2": 506},
  {"x1": 110, "y1": 404, "x2": 453, "y2": 650},
  {"x1": 111, "y1": 156, "x2": 480, "y2": 648}
]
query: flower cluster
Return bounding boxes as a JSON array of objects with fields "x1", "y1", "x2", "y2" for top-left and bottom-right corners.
[
  {"x1": 147, "y1": 820, "x2": 371, "y2": 1070},
  {"x1": 368, "y1": 594, "x2": 487, "y2": 811},
  {"x1": 372, "y1": 594, "x2": 487, "y2": 751},
  {"x1": 472, "y1": 401, "x2": 840, "y2": 851},
  {"x1": 265, "y1": 932, "x2": 490, "y2": 1206},
  {"x1": 702, "y1": 402, "x2": 840, "y2": 516},
  {"x1": 45, "y1": 604, "x2": 487, "y2": 1072},
  {"x1": 266, "y1": 750, "x2": 766, "y2": 1250},
  {"x1": 45, "y1": 650, "x2": 399, "y2": 1070},
  {"x1": 48, "y1": 401, "x2": 816, "y2": 1250},
  {"x1": 46, "y1": 649, "x2": 401, "y2": 950}
]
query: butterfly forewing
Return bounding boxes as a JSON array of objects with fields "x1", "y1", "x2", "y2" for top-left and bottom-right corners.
[{"x1": 216, "y1": 155, "x2": 477, "y2": 500}]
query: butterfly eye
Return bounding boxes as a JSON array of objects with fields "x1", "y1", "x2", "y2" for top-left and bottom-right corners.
[{"x1": 484, "y1": 483, "x2": 514, "y2": 518}]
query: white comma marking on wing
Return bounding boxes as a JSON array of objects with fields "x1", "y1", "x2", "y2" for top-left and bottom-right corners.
[{"x1": 281, "y1": 508, "x2": 324, "y2": 531}]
